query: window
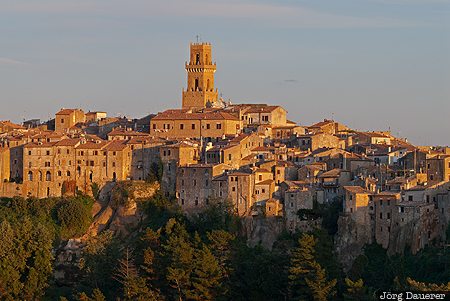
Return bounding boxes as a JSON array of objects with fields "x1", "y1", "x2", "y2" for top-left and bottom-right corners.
[
  {"x1": 259, "y1": 175, "x2": 262, "y2": 181},
  {"x1": 192, "y1": 124, "x2": 196, "y2": 130},
  {"x1": 387, "y1": 212, "x2": 391, "y2": 219},
  {"x1": 181, "y1": 179, "x2": 184, "y2": 186},
  {"x1": 67, "y1": 171, "x2": 71, "y2": 176},
  {"x1": 113, "y1": 151, "x2": 116, "y2": 156},
  {"x1": 61, "y1": 119, "x2": 64, "y2": 123},
  {"x1": 28, "y1": 171, "x2": 33, "y2": 181},
  {"x1": 206, "y1": 124, "x2": 210, "y2": 130},
  {"x1": 46, "y1": 171, "x2": 51, "y2": 181},
  {"x1": 180, "y1": 124, "x2": 184, "y2": 130},
  {"x1": 181, "y1": 199, "x2": 185, "y2": 205},
  {"x1": 28, "y1": 162, "x2": 32, "y2": 168},
  {"x1": 408, "y1": 195, "x2": 413, "y2": 201},
  {"x1": 262, "y1": 189, "x2": 266, "y2": 193},
  {"x1": 290, "y1": 202, "x2": 294, "y2": 208},
  {"x1": 228, "y1": 154, "x2": 232, "y2": 161},
  {"x1": 232, "y1": 187, "x2": 236, "y2": 192},
  {"x1": 216, "y1": 123, "x2": 222, "y2": 130},
  {"x1": 46, "y1": 150, "x2": 50, "y2": 156},
  {"x1": 152, "y1": 124, "x2": 156, "y2": 129},
  {"x1": 193, "y1": 179, "x2": 197, "y2": 186},
  {"x1": 58, "y1": 171, "x2": 62, "y2": 177},
  {"x1": 195, "y1": 198, "x2": 199, "y2": 206},
  {"x1": 379, "y1": 212, "x2": 383, "y2": 219},
  {"x1": 112, "y1": 162, "x2": 116, "y2": 167},
  {"x1": 28, "y1": 150, "x2": 31, "y2": 155},
  {"x1": 262, "y1": 116, "x2": 269, "y2": 122}
]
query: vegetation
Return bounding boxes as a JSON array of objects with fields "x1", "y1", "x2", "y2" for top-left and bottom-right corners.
[{"x1": 0, "y1": 193, "x2": 449, "y2": 300}]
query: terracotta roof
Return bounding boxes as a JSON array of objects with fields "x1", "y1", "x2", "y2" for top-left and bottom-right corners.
[
  {"x1": 343, "y1": 186, "x2": 371, "y2": 194},
  {"x1": 256, "y1": 179, "x2": 274, "y2": 185},
  {"x1": 108, "y1": 128, "x2": 148, "y2": 137},
  {"x1": 310, "y1": 119, "x2": 334, "y2": 128},
  {"x1": 245, "y1": 105, "x2": 283, "y2": 114},
  {"x1": 0, "y1": 120, "x2": 25, "y2": 130},
  {"x1": 76, "y1": 141, "x2": 110, "y2": 150},
  {"x1": 56, "y1": 108, "x2": 83, "y2": 115},
  {"x1": 54, "y1": 138, "x2": 81, "y2": 147},
  {"x1": 104, "y1": 141, "x2": 128, "y2": 151},
  {"x1": 318, "y1": 168, "x2": 344, "y2": 178}
]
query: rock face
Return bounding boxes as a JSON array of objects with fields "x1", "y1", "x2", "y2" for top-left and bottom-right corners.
[
  {"x1": 53, "y1": 181, "x2": 159, "y2": 286},
  {"x1": 86, "y1": 181, "x2": 159, "y2": 238},
  {"x1": 243, "y1": 216, "x2": 285, "y2": 250},
  {"x1": 334, "y1": 214, "x2": 372, "y2": 272}
]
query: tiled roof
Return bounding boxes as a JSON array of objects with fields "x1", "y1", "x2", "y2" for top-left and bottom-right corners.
[
  {"x1": 56, "y1": 108, "x2": 83, "y2": 115},
  {"x1": 343, "y1": 186, "x2": 371, "y2": 194}
]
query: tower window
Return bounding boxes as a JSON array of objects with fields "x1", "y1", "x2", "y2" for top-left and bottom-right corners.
[
  {"x1": 195, "y1": 78, "x2": 199, "y2": 91},
  {"x1": 196, "y1": 53, "x2": 200, "y2": 64}
]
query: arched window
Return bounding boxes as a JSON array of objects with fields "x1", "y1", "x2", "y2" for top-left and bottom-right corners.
[
  {"x1": 67, "y1": 171, "x2": 71, "y2": 177},
  {"x1": 46, "y1": 171, "x2": 51, "y2": 181},
  {"x1": 58, "y1": 171, "x2": 62, "y2": 177},
  {"x1": 39, "y1": 171, "x2": 43, "y2": 181},
  {"x1": 89, "y1": 171, "x2": 93, "y2": 182},
  {"x1": 28, "y1": 171, "x2": 33, "y2": 181},
  {"x1": 112, "y1": 172, "x2": 117, "y2": 182},
  {"x1": 196, "y1": 53, "x2": 200, "y2": 65},
  {"x1": 195, "y1": 78, "x2": 199, "y2": 91}
]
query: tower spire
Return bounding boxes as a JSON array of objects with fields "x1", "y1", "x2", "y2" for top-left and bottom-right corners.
[{"x1": 182, "y1": 42, "x2": 219, "y2": 110}]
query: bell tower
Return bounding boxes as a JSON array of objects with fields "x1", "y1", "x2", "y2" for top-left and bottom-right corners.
[{"x1": 182, "y1": 42, "x2": 219, "y2": 110}]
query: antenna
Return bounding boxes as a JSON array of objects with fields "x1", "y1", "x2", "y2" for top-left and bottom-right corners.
[{"x1": 196, "y1": 34, "x2": 200, "y2": 43}]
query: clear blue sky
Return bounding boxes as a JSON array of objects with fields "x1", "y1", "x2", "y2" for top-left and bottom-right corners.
[{"x1": 0, "y1": 0, "x2": 449, "y2": 145}]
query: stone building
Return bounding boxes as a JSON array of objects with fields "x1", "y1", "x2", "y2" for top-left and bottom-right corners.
[
  {"x1": 297, "y1": 133, "x2": 341, "y2": 151},
  {"x1": 128, "y1": 136, "x2": 165, "y2": 181},
  {"x1": 176, "y1": 163, "x2": 230, "y2": 214},
  {"x1": 284, "y1": 186, "x2": 315, "y2": 232},
  {"x1": 372, "y1": 192, "x2": 401, "y2": 249},
  {"x1": 182, "y1": 43, "x2": 219, "y2": 110},
  {"x1": 150, "y1": 109, "x2": 241, "y2": 139},
  {"x1": 0, "y1": 146, "x2": 10, "y2": 183},
  {"x1": 426, "y1": 155, "x2": 450, "y2": 182},
  {"x1": 160, "y1": 142, "x2": 200, "y2": 197},
  {"x1": 212, "y1": 171, "x2": 256, "y2": 217},
  {"x1": 55, "y1": 109, "x2": 86, "y2": 132},
  {"x1": 21, "y1": 139, "x2": 131, "y2": 198}
]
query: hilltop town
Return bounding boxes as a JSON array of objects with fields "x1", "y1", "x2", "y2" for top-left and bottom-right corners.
[{"x1": 1, "y1": 42, "x2": 449, "y2": 265}]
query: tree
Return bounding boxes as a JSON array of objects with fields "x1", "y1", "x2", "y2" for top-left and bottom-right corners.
[
  {"x1": 57, "y1": 196, "x2": 93, "y2": 239},
  {"x1": 188, "y1": 244, "x2": 222, "y2": 301},
  {"x1": 306, "y1": 261, "x2": 337, "y2": 301},
  {"x1": 343, "y1": 278, "x2": 372, "y2": 301},
  {"x1": 289, "y1": 233, "x2": 336, "y2": 301},
  {"x1": 161, "y1": 219, "x2": 194, "y2": 301},
  {"x1": 406, "y1": 277, "x2": 450, "y2": 292},
  {"x1": 114, "y1": 247, "x2": 161, "y2": 301}
]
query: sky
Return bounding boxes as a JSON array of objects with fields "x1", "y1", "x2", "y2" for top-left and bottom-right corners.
[{"x1": 0, "y1": 0, "x2": 449, "y2": 145}]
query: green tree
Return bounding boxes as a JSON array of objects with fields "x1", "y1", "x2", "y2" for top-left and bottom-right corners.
[
  {"x1": 188, "y1": 244, "x2": 222, "y2": 301},
  {"x1": 114, "y1": 247, "x2": 160, "y2": 301},
  {"x1": 406, "y1": 277, "x2": 450, "y2": 292},
  {"x1": 161, "y1": 219, "x2": 194, "y2": 301},
  {"x1": 289, "y1": 233, "x2": 337, "y2": 301},
  {"x1": 343, "y1": 278, "x2": 372, "y2": 300},
  {"x1": 57, "y1": 196, "x2": 93, "y2": 239}
]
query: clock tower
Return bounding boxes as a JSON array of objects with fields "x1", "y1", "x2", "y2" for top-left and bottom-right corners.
[{"x1": 182, "y1": 42, "x2": 219, "y2": 110}]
